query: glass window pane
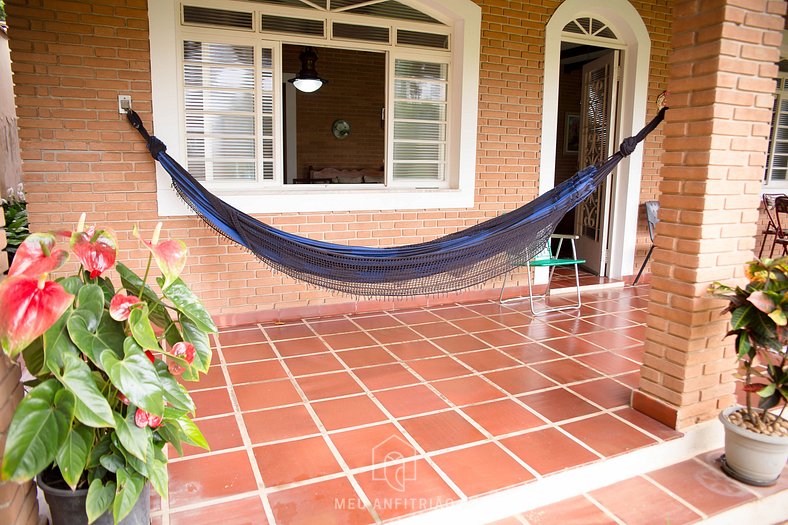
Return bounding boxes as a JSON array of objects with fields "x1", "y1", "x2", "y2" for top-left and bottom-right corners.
[
  {"x1": 213, "y1": 162, "x2": 257, "y2": 180},
  {"x1": 185, "y1": 90, "x2": 254, "y2": 113},
  {"x1": 186, "y1": 114, "x2": 255, "y2": 135},
  {"x1": 394, "y1": 122, "x2": 444, "y2": 141},
  {"x1": 392, "y1": 163, "x2": 442, "y2": 179},
  {"x1": 184, "y1": 41, "x2": 254, "y2": 65},
  {"x1": 395, "y1": 79, "x2": 446, "y2": 101},
  {"x1": 395, "y1": 60, "x2": 447, "y2": 80},
  {"x1": 183, "y1": 39, "x2": 271, "y2": 184},
  {"x1": 184, "y1": 65, "x2": 254, "y2": 89},
  {"x1": 394, "y1": 101, "x2": 445, "y2": 121},
  {"x1": 394, "y1": 142, "x2": 443, "y2": 161}
]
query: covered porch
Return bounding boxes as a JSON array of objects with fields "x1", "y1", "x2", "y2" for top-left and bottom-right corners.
[{"x1": 154, "y1": 284, "x2": 786, "y2": 524}]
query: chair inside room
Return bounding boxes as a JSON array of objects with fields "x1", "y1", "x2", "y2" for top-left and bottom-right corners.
[
  {"x1": 633, "y1": 200, "x2": 660, "y2": 286},
  {"x1": 773, "y1": 195, "x2": 788, "y2": 257},
  {"x1": 759, "y1": 193, "x2": 785, "y2": 257},
  {"x1": 498, "y1": 234, "x2": 585, "y2": 314}
]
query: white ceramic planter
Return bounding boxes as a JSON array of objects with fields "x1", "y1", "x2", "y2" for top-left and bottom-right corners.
[{"x1": 719, "y1": 406, "x2": 788, "y2": 486}]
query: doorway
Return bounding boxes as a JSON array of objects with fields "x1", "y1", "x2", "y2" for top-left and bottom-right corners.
[
  {"x1": 540, "y1": 0, "x2": 651, "y2": 281},
  {"x1": 553, "y1": 45, "x2": 621, "y2": 276}
]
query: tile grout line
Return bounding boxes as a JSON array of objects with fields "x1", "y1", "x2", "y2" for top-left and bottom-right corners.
[
  {"x1": 309, "y1": 316, "x2": 471, "y2": 506},
  {"x1": 341, "y1": 315, "x2": 546, "y2": 482},
  {"x1": 581, "y1": 493, "x2": 628, "y2": 525},
  {"x1": 262, "y1": 324, "x2": 383, "y2": 524},
  {"x1": 212, "y1": 329, "x2": 278, "y2": 525},
  {"x1": 639, "y1": 473, "x2": 709, "y2": 520}
]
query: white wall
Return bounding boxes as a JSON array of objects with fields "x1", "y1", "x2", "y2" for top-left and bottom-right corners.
[{"x1": 0, "y1": 29, "x2": 22, "y2": 194}]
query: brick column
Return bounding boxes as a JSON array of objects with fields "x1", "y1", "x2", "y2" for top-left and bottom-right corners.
[
  {"x1": 633, "y1": 0, "x2": 786, "y2": 430},
  {"x1": 0, "y1": 355, "x2": 39, "y2": 525}
]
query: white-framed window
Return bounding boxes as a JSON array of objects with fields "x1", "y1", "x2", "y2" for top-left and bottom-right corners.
[
  {"x1": 148, "y1": 0, "x2": 481, "y2": 215},
  {"x1": 764, "y1": 74, "x2": 788, "y2": 189}
]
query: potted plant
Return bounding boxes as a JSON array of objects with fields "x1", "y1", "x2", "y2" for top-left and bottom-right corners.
[
  {"x1": 2, "y1": 183, "x2": 29, "y2": 272},
  {"x1": 0, "y1": 215, "x2": 217, "y2": 524},
  {"x1": 710, "y1": 257, "x2": 788, "y2": 486}
]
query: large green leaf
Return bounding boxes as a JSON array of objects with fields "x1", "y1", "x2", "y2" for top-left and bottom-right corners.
[
  {"x1": 21, "y1": 335, "x2": 46, "y2": 377},
  {"x1": 117, "y1": 263, "x2": 171, "y2": 328},
  {"x1": 87, "y1": 433, "x2": 112, "y2": 469},
  {"x1": 100, "y1": 341, "x2": 163, "y2": 416},
  {"x1": 1, "y1": 379, "x2": 70, "y2": 481},
  {"x1": 60, "y1": 352, "x2": 115, "y2": 428},
  {"x1": 166, "y1": 410, "x2": 208, "y2": 450},
  {"x1": 56, "y1": 424, "x2": 92, "y2": 490},
  {"x1": 58, "y1": 276, "x2": 84, "y2": 297},
  {"x1": 112, "y1": 410, "x2": 151, "y2": 463},
  {"x1": 68, "y1": 307, "x2": 125, "y2": 368},
  {"x1": 161, "y1": 277, "x2": 217, "y2": 333},
  {"x1": 86, "y1": 478, "x2": 116, "y2": 525},
  {"x1": 43, "y1": 307, "x2": 79, "y2": 373},
  {"x1": 180, "y1": 313, "x2": 212, "y2": 376},
  {"x1": 129, "y1": 304, "x2": 160, "y2": 350},
  {"x1": 113, "y1": 468, "x2": 145, "y2": 524},
  {"x1": 77, "y1": 285, "x2": 104, "y2": 330},
  {"x1": 147, "y1": 457, "x2": 168, "y2": 500},
  {"x1": 157, "y1": 423, "x2": 183, "y2": 456},
  {"x1": 154, "y1": 360, "x2": 195, "y2": 413},
  {"x1": 99, "y1": 452, "x2": 124, "y2": 474}
]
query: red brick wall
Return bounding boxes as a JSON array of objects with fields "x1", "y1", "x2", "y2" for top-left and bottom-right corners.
[
  {"x1": 0, "y1": 356, "x2": 39, "y2": 525},
  {"x1": 7, "y1": 0, "x2": 671, "y2": 321},
  {"x1": 283, "y1": 45, "x2": 385, "y2": 179}
]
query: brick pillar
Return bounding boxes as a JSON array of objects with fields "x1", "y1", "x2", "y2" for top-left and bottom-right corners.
[
  {"x1": 632, "y1": 0, "x2": 786, "y2": 430},
  {"x1": 0, "y1": 355, "x2": 39, "y2": 525}
]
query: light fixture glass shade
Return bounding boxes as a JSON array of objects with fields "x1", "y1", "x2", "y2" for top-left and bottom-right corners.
[
  {"x1": 291, "y1": 78, "x2": 324, "y2": 93},
  {"x1": 288, "y1": 47, "x2": 327, "y2": 93}
]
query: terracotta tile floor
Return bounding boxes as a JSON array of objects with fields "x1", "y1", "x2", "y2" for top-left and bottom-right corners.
[{"x1": 153, "y1": 284, "x2": 728, "y2": 525}]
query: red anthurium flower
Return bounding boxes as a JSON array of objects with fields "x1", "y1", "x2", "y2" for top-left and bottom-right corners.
[
  {"x1": 168, "y1": 361, "x2": 185, "y2": 376},
  {"x1": 118, "y1": 393, "x2": 130, "y2": 406},
  {"x1": 70, "y1": 229, "x2": 117, "y2": 279},
  {"x1": 134, "y1": 223, "x2": 187, "y2": 291},
  {"x1": 0, "y1": 276, "x2": 73, "y2": 358},
  {"x1": 172, "y1": 341, "x2": 196, "y2": 365},
  {"x1": 8, "y1": 233, "x2": 69, "y2": 278},
  {"x1": 145, "y1": 350, "x2": 156, "y2": 363},
  {"x1": 134, "y1": 408, "x2": 149, "y2": 428},
  {"x1": 109, "y1": 293, "x2": 141, "y2": 321},
  {"x1": 134, "y1": 408, "x2": 162, "y2": 429}
]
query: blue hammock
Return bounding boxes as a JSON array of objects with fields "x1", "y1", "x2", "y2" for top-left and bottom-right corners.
[{"x1": 127, "y1": 108, "x2": 666, "y2": 296}]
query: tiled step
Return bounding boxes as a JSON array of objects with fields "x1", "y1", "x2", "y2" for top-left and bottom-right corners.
[{"x1": 395, "y1": 420, "x2": 788, "y2": 525}]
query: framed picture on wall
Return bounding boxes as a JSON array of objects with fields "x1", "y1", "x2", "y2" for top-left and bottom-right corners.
[{"x1": 564, "y1": 113, "x2": 580, "y2": 154}]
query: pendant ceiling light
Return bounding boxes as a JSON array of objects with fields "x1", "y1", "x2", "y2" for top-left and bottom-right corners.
[{"x1": 288, "y1": 47, "x2": 327, "y2": 93}]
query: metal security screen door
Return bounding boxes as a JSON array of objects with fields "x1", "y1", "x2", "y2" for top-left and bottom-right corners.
[{"x1": 575, "y1": 50, "x2": 619, "y2": 275}]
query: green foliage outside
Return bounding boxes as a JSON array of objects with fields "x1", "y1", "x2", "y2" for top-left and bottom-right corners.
[{"x1": 3, "y1": 185, "x2": 29, "y2": 273}]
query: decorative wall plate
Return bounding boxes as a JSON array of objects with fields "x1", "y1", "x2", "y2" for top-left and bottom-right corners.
[{"x1": 332, "y1": 119, "x2": 351, "y2": 139}]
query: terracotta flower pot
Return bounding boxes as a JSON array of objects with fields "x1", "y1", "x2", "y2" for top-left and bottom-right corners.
[{"x1": 719, "y1": 406, "x2": 788, "y2": 486}]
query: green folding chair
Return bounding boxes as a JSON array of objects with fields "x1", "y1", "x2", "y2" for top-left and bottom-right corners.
[{"x1": 499, "y1": 234, "x2": 586, "y2": 314}]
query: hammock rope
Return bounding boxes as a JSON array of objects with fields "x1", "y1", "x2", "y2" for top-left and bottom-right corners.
[{"x1": 127, "y1": 107, "x2": 666, "y2": 297}]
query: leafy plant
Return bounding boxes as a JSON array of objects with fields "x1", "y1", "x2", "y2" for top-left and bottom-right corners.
[
  {"x1": 0, "y1": 216, "x2": 217, "y2": 524},
  {"x1": 710, "y1": 258, "x2": 788, "y2": 433},
  {"x1": 2, "y1": 184, "x2": 29, "y2": 272}
]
